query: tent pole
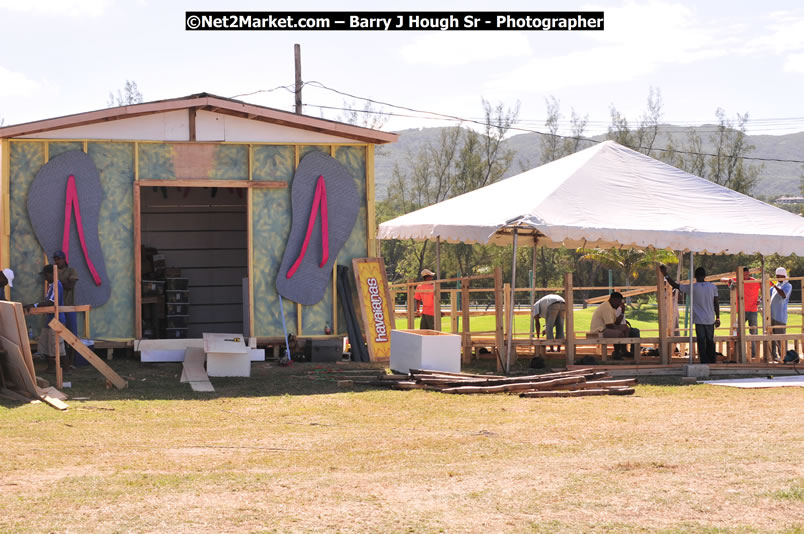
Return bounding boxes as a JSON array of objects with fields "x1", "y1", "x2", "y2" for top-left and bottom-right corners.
[
  {"x1": 506, "y1": 229, "x2": 519, "y2": 374},
  {"x1": 689, "y1": 251, "x2": 695, "y2": 364},
  {"x1": 530, "y1": 244, "x2": 537, "y2": 342}
]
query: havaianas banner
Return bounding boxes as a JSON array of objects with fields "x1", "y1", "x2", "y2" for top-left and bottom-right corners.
[{"x1": 352, "y1": 258, "x2": 394, "y2": 361}]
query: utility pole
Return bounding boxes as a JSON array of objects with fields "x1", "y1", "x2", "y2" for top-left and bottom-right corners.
[{"x1": 294, "y1": 44, "x2": 302, "y2": 114}]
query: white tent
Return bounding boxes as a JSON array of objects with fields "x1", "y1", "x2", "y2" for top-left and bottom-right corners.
[
  {"x1": 378, "y1": 141, "x2": 804, "y2": 256},
  {"x1": 379, "y1": 140, "x2": 804, "y2": 371}
]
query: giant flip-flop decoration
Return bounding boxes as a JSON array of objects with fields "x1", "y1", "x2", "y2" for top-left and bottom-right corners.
[
  {"x1": 276, "y1": 151, "x2": 359, "y2": 305},
  {"x1": 27, "y1": 150, "x2": 111, "y2": 307}
]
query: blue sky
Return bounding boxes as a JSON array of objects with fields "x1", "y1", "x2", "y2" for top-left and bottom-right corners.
[{"x1": 1, "y1": 0, "x2": 804, "y2": 135}]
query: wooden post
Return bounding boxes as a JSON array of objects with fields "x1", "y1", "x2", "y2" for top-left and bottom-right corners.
[
  {"x1": 503, "y1": 282, "x2": 511, "y2": 345},
  {"x1": 736, "y1": 267, "x2": 746, "y2": 363},
  {"x1": 134, "y1": 184, "x2": 142, "y2": 339},
  {"x1": 433, "y1": 278, "x2": 441, "y2": 332},
  {"x1": 494, "y1": 267, "x2": 505, "y2": 373},
  {"x1": 53, "y1": 264, "x2": 61, "y2": 388},
  {"x1": 406, "y1": 279, "x2": 415, "y2": 329},
  {"x1": 461, "y1": 277, "x2": 471, "y2": 364},
  {"x1": 761, "y1": 272, "x2": 771, "y2": 362},
  {"x1": 294, "y1": 44, "x2": 302, "y2": 114},
  {"x1": 656, "y1": 265, "x2": 669, "y2": 365},
  {"x1": 450, "y1": 290, "x2": 459, "y2": 333},
  {"x1": 563, "y1": 272, "x2": 575, "y2": 367}
]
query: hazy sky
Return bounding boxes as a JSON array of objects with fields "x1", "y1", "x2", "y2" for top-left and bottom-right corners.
[{"x1": 1, "y1": 0, "x2": 804, "y2": 136}]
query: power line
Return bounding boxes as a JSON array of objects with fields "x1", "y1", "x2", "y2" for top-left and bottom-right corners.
[{"x1": 236, "y1": 82, "x2": 804, "y2": 165}]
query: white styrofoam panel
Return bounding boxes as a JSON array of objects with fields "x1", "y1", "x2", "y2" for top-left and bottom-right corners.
[{"x1": 196, "y1": 110, "x2": 357, "y2": 143}]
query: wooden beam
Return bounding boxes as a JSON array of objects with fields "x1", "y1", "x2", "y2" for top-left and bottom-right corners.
[
  {"x1": 736, "y1": 267, "x2": 747, "y2": 363},
  {"x1": 53, "y1": 265, "x2": 61, "y2": 388},
  {"x1": 134, "y1": 184, "x2": 142, "y2": 339},
  {"x1": 494, "y1": 267, "x2": 505, "y2": 373},
  {"x1": 49, "y1": 319, "x2": 127, "y2": 390},
  {"x1": 1, "y1": 139, "x2": 10, "y2": 294},
  {"x1": 656, "y1": 265, "x2": 669, "y2": 364},
  {"x1": 366, "y1": 144, "x2": 376, "y2": 257},
  {"x1": 406, "y1": 279, "x2": 415, "y2": 329},
  {"x1": 761, "y1": 272, "x2": 772, "y2": 361},
  {"x1": 433, "y1": 278, "x2": 441, "y2": 332},
  {"x1": 564, "y1": 272, "x2": 575, "y2": 366},
  {"x1": 247, "y1": 187, "x2": 255, "y2": 337},
  {"x1": 461, "y1": 277, "x2": 471, "y2": 364},
  {"x1": 188, "y1": 108, "x2": 197, "y2": 141},
  {"x1": 136, "y1": 179, "x2": 287, "y2": 189}
]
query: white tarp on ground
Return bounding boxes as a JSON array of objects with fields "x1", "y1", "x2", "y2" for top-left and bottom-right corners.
[
  {"x1": 378, "y1": 141, "x2": 804, "y2": 255},
  {"x1": 701, "y1": 375, "x2": 804, "y2": 388}
]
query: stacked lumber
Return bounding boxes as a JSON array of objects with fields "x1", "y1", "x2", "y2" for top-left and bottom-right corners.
[{"x1": 385, "y1": 368, "x2": 636, "y2": 397}]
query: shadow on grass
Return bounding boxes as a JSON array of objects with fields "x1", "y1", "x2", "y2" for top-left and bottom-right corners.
[{"x1": 0, "y1": 353, "x2": 692, "y2": 409}]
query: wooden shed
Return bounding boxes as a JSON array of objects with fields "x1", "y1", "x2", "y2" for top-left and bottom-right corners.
[{"x1": 0, "y1": 93, "x2": 397, "y2": 342}]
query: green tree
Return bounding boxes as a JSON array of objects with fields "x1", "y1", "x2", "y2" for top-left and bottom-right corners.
[
  {"x1": 578, "y1": 247, "x2": 679, "y2": 297},
  {"x1": 107, "y1": 80, "x2": 143, "y2": 107}
]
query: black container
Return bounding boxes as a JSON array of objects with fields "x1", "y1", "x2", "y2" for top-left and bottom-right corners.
[
  {"x1": 164, "y1": 327, "x2": 188, "y2": 339},
  {"x1": 167, "y1": 303, "x2": 188, "y2": 316},
  {"x1": 310, "y1": 338, "x2": 345, "y2": 362},
  {"x1": 165, "y1": 278, "x2": 189, "y2": 291},
  {"x1": 166, "y1": 290, "x2": 189, "y2": 303}
]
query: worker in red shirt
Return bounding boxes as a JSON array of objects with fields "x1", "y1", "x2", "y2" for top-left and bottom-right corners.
[
  {"x1": 414, "y1": 269, "x2": 436, "y2": 330},
  {"x1": 723, "y1": 267, "x2": 760, "y2": 359}
]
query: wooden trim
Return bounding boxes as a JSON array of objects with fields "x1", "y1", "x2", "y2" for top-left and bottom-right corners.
[
  {"x1": 248, "y1": 144, "x2": 253, "y2": 181},
  {"x1": 133, "y1": 184, "x2": 142, "y2": 339},
  {"x1": 564, "y1": 272, "x2": 575, "y2": 366},
  {"x1": 136, "y1": 179, "x2": 287, "y2": 189},
  {"x1": 461, "y1": 277, "x2": 471, "y2": 364},
  {"x1": 82, "y1": 140, "x2": 88, "y2": 153},
  {"x1": 188, "y1": 108, "x2": 197, "y2": 142},
  {"x1": 247, "y1": 188, "x2": 254, "y2": 337},
  {"x1": 44, "y1": 141, "x2": 49, "y2": 163},
  {"x1": 134, "y1": 142, "x2": 139, "y2": 181},
  {"x1": 366, "y1": 144, "x2": 376, "y2": 257},
  {"x1": 10, "y1": 138, "x2": 375, "y2": 148},
  {"x1": 297, "y1": 300, "x2": 303, "y2": 336}
]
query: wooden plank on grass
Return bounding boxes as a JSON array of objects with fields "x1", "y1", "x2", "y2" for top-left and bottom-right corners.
[{"x1": 48, "y1": 319, "x2": 128, "y2": 390}]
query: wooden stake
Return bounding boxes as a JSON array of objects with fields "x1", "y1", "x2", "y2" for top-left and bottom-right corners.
[
  {"x1": 406, "y1": 279, "x2": 415, "y2": 329},
  {"x1": 461, "y1": 277, "x2": 471, "y2": 364},
  {"x1": 53, "y1": 264, "x2": 61, "y2": 388},
  {"x1": 736, "y1": 267, "x2": 746, "y2": 363},
  {"x1": 564, "y1": 272, "x2": 575, "y2": 366},
  {"x1": 657, "y1": 265, "x2": 670, "y2": 364},
  {"x1": 494, "y1": 267, "x2": 504, "y2": 373},
  {"x1": 761, "y1": 272, "x2": 771, "y2": 361}
]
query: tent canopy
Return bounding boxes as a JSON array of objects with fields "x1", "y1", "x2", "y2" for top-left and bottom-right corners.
[{"x1": 378, "y1": 141, "x2": 804, "y2": 256}]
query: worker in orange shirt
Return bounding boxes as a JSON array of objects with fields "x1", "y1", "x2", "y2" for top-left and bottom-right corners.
[
  {"x1": 723, "y1": 267, "x2": 760, "y2": 359},
  {"x1": 414, "y1": 269, "x2": 436, "y2": 330}
]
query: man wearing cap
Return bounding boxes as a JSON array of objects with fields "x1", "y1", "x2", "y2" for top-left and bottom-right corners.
[
  {"x1": 414, "y1": 269, "x2": 436, "y2": 330},
  {"x1": 770, "y1": 267, "x2": 792, "y2": 361},
  {"x1": 23, "y1": 265, "x2": 66, "y2": 371},
  {"x1": 53, "y1": 251, "x2": 79, "y2": 345},
  {"x1": 0, "y1": 268, "x2": 14, "y2": 300}
]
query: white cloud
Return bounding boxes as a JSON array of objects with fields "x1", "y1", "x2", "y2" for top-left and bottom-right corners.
[
  {"x1": 0, "y1": 66, "x2": 40, "y2": 96},
  {"x1": 485, "y1": 0, "x2": 734, "y2": 93},
  {"x1": 783, "y1": 52, "x2": 804, "y2": 73},
  {"x1": 0, "y1": 0, "x2": 109, "y2": 17},
  {"x1": 400, "y1": 32, "x2": 532, "y2": 66},
  {"x1": 742, "y1": 10, "x2": 804, "y2": 55}
]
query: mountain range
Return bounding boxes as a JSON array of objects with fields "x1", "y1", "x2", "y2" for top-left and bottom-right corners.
[{"x1": 374, "y1": 125, "x2": 804, "y2": 200}]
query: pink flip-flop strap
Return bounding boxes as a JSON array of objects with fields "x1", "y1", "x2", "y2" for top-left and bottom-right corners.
[
  {"x1": 62, "y1": 174, "x2": 102, "y2": 286},
  {"x1": 286, "y1": 175, "x2": 330, "y2": 279}
]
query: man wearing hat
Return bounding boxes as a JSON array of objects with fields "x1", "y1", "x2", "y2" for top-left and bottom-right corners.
[
  {"x1": 0, "y1": 268, "x2": 14, "y2": 300},
  {"x1": 53, "y1": 251, "x2": 79, "y2": 343},
  {"x1": 414, "y1": 269, "x2": 436, "y2": 330},
  {"x1": 23, "y1": 264, "x2": 66, "y2": 370},
  {"x1": 770, "y1": 267, "x2": 792, "y2": 361}
]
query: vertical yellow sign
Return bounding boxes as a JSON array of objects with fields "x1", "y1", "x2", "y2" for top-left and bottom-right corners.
[{"x1": 352, "y1": 258, "x2": 394, "y2": 361}]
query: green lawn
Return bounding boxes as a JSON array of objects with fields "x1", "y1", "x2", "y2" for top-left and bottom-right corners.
[
  {"x1": 1, "y1": 358, "x2": 802, "y2": 533},
  {"x1": 398, "y1": 305, "x2": 804, "y2": 337}
]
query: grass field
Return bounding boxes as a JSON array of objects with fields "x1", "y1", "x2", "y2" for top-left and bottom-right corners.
[{"x1": 1, "y1": 358, "x2": 802, "y2": 533}]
